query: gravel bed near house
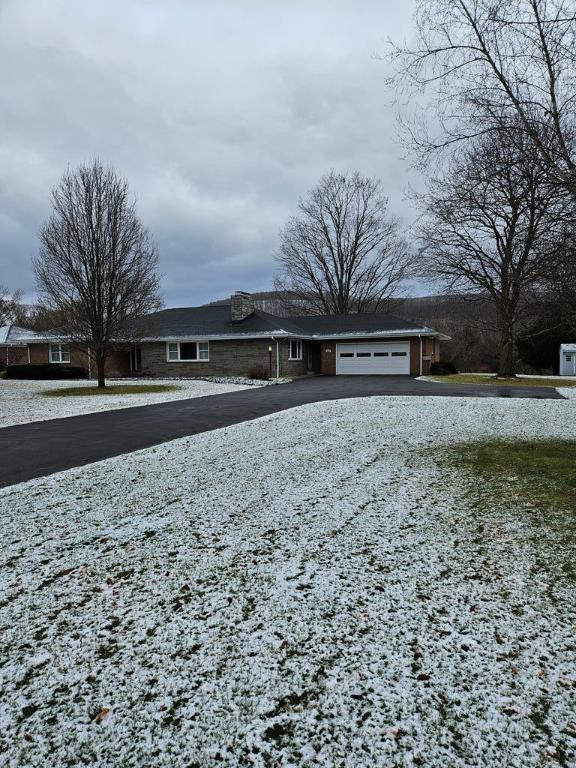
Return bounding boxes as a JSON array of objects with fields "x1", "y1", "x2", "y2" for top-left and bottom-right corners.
[
  {"x1": 0, "y1": 378, "x2": 255, "y2": 428},
  {"x1": 168, "y1": 376, "x2": 291, "y2": 387},
  {"x1": 1, "y1": 395, "x2": 575, "y2": 767}
]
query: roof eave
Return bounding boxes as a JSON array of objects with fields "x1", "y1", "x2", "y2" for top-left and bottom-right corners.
[
  {"x1": 140, "y1": 331, "x2": 295, "y2": 342},
  {"x1": 135, "y1": 328, "x2": 451, "y2": 342},
  {"x1": 309, "y1": 329, "x2": 451, "y2": 341}
]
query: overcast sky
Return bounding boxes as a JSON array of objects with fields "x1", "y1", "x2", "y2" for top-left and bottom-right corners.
[{"x1": 0, "y1": 0, "x2": 419, "y2": 307}]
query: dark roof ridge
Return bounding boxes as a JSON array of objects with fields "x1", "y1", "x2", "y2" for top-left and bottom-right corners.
[
  {"x1": 289, "y1": 310, "x2": 424, "y2": 328},
  {"x1": 151, "y1": 304, "x2": 230, "y2": 313}
]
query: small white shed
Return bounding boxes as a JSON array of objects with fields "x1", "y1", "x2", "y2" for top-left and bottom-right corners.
[{"x1": 560, "y1": 343, "x2": 576, "y2": 376}]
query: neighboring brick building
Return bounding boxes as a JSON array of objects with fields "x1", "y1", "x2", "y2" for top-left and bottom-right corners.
[
  {"x1": 0, "y1": 292, "x2": 447, "y2": 379},
  {"x1": 0, "y1": 325, "x2": 132, "y2": 377}
]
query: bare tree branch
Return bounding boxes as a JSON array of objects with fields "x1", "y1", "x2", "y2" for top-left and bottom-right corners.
[
  {"x1": 34, "y1": 160, "x2": 163, "y2": 387},
  {"x1": 418, "y1": 131, "x2": 576, "y2": 375},
  {"x1": 275, "y1": 170, "x2": 415, "y2": 315},
  {"x1": 389, "y1": 0, "x2": 576, "y2": 197},
  {"x1": 0, "y1": 286, "x2": 23, "y2": 327}
]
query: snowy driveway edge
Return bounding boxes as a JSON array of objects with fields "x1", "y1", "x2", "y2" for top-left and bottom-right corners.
[{"x1": 0, "y1": 378, "x2": 254, "y2": 429}]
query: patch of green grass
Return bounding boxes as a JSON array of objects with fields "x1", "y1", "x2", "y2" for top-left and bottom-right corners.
[
  {"x1": 445, "y1": 439, "x2": 576, "y2": 587},
  {"x1": 451, "y1": 439, "x2": 576, "y2": 513},
  {"x1": 42, "y1": 384, "x2": 181, "y2": 397},
  {"x1": 428, "y1": 374, "x2": 576, "y2": 388}
]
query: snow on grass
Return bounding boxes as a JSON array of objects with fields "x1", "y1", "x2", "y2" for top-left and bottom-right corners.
[
  {"x1": 0, "y1": 378, "x2": 253, "y2": 428},
  {"x1": 1, "y1": 396, "x2": 575, "y2": 767},
  {"x1": 420, "y1": 373, "x2": 576, "y2": 389}
]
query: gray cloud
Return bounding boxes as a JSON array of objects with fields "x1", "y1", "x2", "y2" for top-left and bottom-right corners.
[{"x1": 0, "y1": 0, "x2": 418, "y2": 306}]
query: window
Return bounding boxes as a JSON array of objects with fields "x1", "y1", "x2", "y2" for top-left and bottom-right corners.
[
  {"x1": 374, "y1": 352, "x2": 389, "y2": 357},
  {"x1": 391, "y1": 351, "x2": 407, "y2": 357},
  {"x1": 356, "y1": 352, "x2": 372, "y2": 357},
  {"x1": 566, "y1": 355, "x2": 572, "y2": 362},
  {"x1": 50, "y1": 343, "x2": 70, "y2": 363},
  {"x1": 167, "y1": 341, "x2": 209, "y2": 362},
  {"x1": 339, "y1": 352, "x2": 354, "y2": 358},
  {"x1": 289, "y1": 340, "x2": 302, "y2": 360}
]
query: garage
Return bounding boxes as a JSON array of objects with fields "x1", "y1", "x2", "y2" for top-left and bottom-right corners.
[{"x1": 336, "y1": 341, "x2": 410, "y2": 375}]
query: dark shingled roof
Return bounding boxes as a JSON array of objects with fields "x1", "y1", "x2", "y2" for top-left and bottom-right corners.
[
  {"x1": 142, "y1": 306, "x2": 304, "y2": 338},
  {"x1": 141, "y1": 305, "x2": 439, "y2": 339},
  {"x1": 289, "y1": 312, "x2": 425, "y2": 335}
]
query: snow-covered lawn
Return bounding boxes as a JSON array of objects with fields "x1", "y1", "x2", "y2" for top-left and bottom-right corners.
[
  {"x1": 1, "y1": 395, "x2": 575, "y2": 767},
  {"x1": 0, "y1": 378, "x2": 254, "y2": 428}
]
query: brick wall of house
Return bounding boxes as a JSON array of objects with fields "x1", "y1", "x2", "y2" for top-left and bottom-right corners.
[
  {"x1": 140, "y1": 338, "x2": 309, "y2": 378},
  {"x1": 320, "y1": 342, "x2": 337, "y2": 375},
  {"x1": 420, "y1": 336, "x2": 440, "y2": 374},
  {"x1": 11, "y1": 343, "x2": 130, "y2": 377},
  {"x1": 28, "y1": 343, "x2": 90, "y2": 368},
  {"x1": 0, "y1": 346, "x2": 28, "y2": 366},
  {"x1": 409, "y1": 338, "x2": 421, "y2": 375},
  {"x1": 105, "y1": 350, "x2": 131, "y2": 377}
]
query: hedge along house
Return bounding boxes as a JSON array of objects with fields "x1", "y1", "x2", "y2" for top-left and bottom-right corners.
[{"x1": 0, "y1": 292, "x2": 449, "y2": 379}]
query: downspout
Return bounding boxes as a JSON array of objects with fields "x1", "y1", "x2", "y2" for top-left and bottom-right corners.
[
  {"x1": 271, "y1": 336, "x2": 280, "y2": 379},
  {"x1": 27, "y1": 345, "x2": 31, "y2": 364},
  {"x1": 87, "y1": 346, "x2": 92, "y2": 379},
  {"x1": 418, "y1": 335, "x2": 423, "y2": 377}
]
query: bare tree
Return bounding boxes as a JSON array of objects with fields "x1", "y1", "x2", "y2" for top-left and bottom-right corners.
[
  {"x1": 419, "y1": 133, "x2": 575, "y2": 376},
  {"x1": 0, "y1": 286, "x2": 22, "y2": 327},
  {"x1": 275, "y1": 171, "x2": 414, "y2": 315},
  {"x1": 34, "y1": 160, "x2": 163, "y2": 387},
  {"x1": 390, "y1": 0, "x2": 576, "y2": 198}
]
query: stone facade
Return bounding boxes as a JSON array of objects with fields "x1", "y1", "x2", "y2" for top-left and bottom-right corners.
[
  {"x1": 140, "y1": 338, "x2": 311, "y2": 378},
  {"x1": 230, "y1": 292, "x2": 255, "y2": 322}
]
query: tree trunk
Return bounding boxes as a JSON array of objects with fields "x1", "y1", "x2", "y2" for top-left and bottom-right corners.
[
  {"x1": 497, "y1": 323, "x2": 516, "y2": 378},
  {"x1": 96, "y1": 355, "x2": 106, "y2": 389}
]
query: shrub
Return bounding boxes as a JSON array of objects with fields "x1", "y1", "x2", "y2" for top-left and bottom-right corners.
[
  {"x1": 246, "y1": 366, "x2": 270, "y2": 381},
  {"x1": 5, "y1": 364, "x2": 88, "y2": 380},
  {"x1": 430, "y1": 361, "x2": 458, "y2": 376}
]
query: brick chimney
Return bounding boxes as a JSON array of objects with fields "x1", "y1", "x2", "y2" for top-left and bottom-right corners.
[{"x1": 230, "y1": 291, "x2": 255, "y2": 322}]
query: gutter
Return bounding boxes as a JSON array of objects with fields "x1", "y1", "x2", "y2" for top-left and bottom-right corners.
[
  {"x1": 418, "y1": 335, "x2": 423, "y2": 377},
  {"x1": 139, "y1": 329, "x2": 451, "y2": 343}
]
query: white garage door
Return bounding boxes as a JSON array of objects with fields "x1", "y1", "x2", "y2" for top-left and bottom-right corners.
[{"x1": 336, "y1": 342, "x2": 410, "y2": 375}]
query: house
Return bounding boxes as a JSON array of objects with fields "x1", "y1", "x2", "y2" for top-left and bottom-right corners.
[
  {"x1": 560, "y1": 343, "x2": 576, "y2": 376},
  {"x1": 0, "y1": 325, "x2": 131, "y2": 377},
  {"x1": 0, "y1": 292, "x2": 448, "y2": 378}
]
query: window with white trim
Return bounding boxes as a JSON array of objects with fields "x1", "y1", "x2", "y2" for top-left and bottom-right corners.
[
  {"x1": 167, "y1": 341, "x2": 209, "y2": 362},
  {"x1": 49, "y1": 343, "x2": 70, "y2": 363},
  {"x1": 289, "y1": 339, "x2": 302, "y2": 360}
]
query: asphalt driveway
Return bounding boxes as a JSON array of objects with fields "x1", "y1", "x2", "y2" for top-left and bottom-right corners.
[{"x1": 0, "y1": 375, "x2": 563, "y2": 487}]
